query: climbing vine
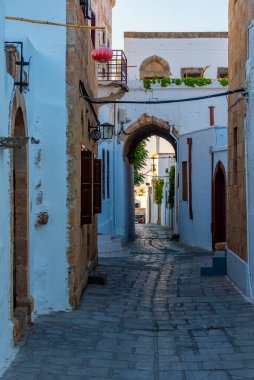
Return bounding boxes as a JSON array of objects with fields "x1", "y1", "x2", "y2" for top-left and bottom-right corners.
[
  {"x1": 143, "y1": 77, "x2": 228, "y2": 90},
  {"x1": 154, "y1": 179, "x2": 164, "y2": 205},
  {"x1": 168, "y1": 165, "x2": 175, "y2": 209},
  {"x1": 133, "y1": 139, "x2": 149, "y2": 186}
]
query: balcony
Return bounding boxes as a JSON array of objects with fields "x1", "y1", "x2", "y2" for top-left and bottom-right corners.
[{"x1": 98, "y1": 50, "x2": 127, "y2": 84}]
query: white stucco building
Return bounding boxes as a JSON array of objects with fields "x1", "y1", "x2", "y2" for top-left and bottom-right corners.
[
  {"x1": 179, "y1": 126, "x2": 227, "y2": 251},
  {"x1": 99, "y1": 31, "x2": 228, "y2": 245}
]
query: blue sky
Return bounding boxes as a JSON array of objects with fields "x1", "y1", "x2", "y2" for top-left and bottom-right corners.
[{"x1": 112, "y1": 0, "x2": 228, "y2": 49}]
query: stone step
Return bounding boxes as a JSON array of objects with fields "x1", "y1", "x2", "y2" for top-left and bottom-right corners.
[{"x1": 201, "y1": 252, "x2": 227, "y2": 276}]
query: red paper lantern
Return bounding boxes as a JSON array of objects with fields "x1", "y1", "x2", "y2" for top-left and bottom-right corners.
[{"x1": 91, "y1": 44, "x2": 113, "y2": 63}]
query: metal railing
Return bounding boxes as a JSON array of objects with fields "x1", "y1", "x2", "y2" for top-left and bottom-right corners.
[{"x1": 98, "y1": 50, "x2": 127, "y2": 84}]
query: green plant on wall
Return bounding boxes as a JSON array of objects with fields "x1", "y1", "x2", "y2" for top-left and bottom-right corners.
[
  {"x1": 168, "y1": 165, "x2": 175, "y2": 209},
  {"x1": 143, "y1": 77, "x2": 228, "y2": 90},
  {"x1": 133, "y1": 139, "x2": 149, "y2": 186},
  {"x1": 154, "y1": 178, "x2": 164, "y2": 205}
]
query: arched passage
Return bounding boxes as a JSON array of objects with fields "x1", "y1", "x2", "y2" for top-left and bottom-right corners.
[
  {"x1": 12, "y1": 106, "x2": 31, "y2": 339},
  {"x1": 120, "y1": 115, "x2": 177, "y2": 240},
  {"x1": 122, "y1": 115, "x2": 177, "y2": 162},
  {"x1": 213, "y1": 161, "x2": 227, "y2": 249}
]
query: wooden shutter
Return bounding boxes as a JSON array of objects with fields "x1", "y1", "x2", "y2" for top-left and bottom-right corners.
[
  {"x1": 93, "y1": 159, "x2": 102, "y2": 214},
  {"x1": 81, "y1": 150, "x2": 92, "y2": 224},
  {"x1": 182, "y1": 161, "x2": 188, "y2": 201}
]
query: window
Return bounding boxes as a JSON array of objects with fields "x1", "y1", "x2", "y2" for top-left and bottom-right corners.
[
  {"x1": 217, "y1": 67, "x2": 228, "y2": 79},
  {"x1": 181, "y1": 67, "x2": 203, "y2": 78},
  {"x1": 107, "y1": 150, "x2": 110, "y2": 199},
  {"x1": 182, "y1": 161, "x2": 188, "y2": 201},
  {"x1": 102, "y1": 149, "x2": 105, "y2": 200},
  {"x1": 80, "y1": 0, "x2": 92, "y2": 19},
  {"x1": 91, "y1": 11, "x2": 96, "y2": 48},
  {"x1": 140, "y1": 55, "x2": 170, "y2": 80},
  {"x1": 233, "y1": 127, "x2": 238, "y2": 185}
]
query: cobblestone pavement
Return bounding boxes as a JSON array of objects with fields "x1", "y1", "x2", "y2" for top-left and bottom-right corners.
[{"x1": 3, "y1": 224, "x2": 254, "y2": 380}]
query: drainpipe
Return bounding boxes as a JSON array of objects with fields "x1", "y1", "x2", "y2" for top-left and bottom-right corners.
[{"x1": 209, "y1": 106, "x2": 215, "y2": 126}]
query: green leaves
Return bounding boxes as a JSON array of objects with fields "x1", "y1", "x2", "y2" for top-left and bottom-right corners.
[
  {"x1": 143, "y1": 77, "x2": 228, "y2": 90},
  {"x1": 133, "y1": 139, "x2": 149, "y2": 186},
  {"x1": 154, "y1": 179, "x2": 164, "y2": 205}
]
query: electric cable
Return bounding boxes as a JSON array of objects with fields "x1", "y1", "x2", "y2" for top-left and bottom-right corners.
[{"x1": 80, "y1": 87, "x2": 246, "y2": 105}]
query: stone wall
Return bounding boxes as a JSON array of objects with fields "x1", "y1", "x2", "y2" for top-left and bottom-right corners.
[
  {"x1": 66, "y1": 0, "x2": 99, "y2": 308},
  {"x1": 228, "y1": 0, "x2": 254, "y2": 261}
]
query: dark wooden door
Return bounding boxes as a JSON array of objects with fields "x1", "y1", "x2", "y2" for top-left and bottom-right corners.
[{"x1": 214, "y1": 167, "x2": 226, "y2": 245}]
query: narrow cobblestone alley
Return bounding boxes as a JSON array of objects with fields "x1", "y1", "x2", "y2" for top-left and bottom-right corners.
[{"x1": 2, "y1": 225, "x2": 254, "y2": 380}]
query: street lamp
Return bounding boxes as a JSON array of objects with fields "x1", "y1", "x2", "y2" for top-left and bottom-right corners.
[
  {"x1": 100, "y1": 122, "x2": 114, "y2": 140},
  {"x1": 88, "y1": 123, "x2": 101, "y2": 141}
]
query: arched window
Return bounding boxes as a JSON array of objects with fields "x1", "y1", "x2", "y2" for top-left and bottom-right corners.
[{"x1": 140, "y1": 55, "x2": 170, "y2": 80}]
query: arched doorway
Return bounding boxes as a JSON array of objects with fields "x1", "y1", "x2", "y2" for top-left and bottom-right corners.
[
  {"x1": 12, "y1": 107, "x2": 31, "y2": 338},
  {"x1": 213, "y1": 161, "x2": 226, "y2": 249}
]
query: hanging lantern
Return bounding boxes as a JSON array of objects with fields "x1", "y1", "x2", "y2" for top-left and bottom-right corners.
[{"x1": 91, "y1": 44, "x2": 113, "y2": 63}]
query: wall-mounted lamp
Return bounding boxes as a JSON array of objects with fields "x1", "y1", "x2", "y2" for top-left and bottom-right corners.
[
  {"x1": 88, "y1": 123, "x2": 101, "y2": 141},
  {"x1": 89, "y1": 122, "x2": 114, "y2": 141},
  {"x1": 100, "y1": 122, "x2": 114, "y2": 140}
]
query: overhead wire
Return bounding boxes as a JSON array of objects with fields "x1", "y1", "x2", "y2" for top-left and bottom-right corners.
[{"x1": 81, "y1": 88, "x2": 246, "y2": 105}]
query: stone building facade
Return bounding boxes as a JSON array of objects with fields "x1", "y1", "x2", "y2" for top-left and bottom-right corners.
[
  {"x1": 0, "y1": 0, "x2": 115, "y2": 373},
  {"x1": 227, "y1": 0, "x2": 254, "y2": 298}
]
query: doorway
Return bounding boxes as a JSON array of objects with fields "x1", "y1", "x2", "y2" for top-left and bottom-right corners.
[
  {"x1": 12, "y1": 107, "x2": 31, "y2": 338},
  {"x1": 213, "y1": 161, "x2": 226, "y2": 249}
]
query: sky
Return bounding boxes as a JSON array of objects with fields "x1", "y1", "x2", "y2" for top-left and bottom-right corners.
[{"x1": 112, "y1": 0, "x2": 228, "y2": 49}]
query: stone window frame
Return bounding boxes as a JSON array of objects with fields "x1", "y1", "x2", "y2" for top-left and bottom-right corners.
[
  {"x1": 181, "y1": 67, "x2": 204, "y2": 78},
  {"x1": 217, "y1": 67, "x2": 228, "y2": 78},
  {"x1": 140, "y1": 55, "x2": 170, "y2": 80}
]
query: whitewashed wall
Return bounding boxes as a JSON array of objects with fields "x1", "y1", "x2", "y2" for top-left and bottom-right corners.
[
  {"x1": 179, "y1": 127, "x2": 227, "y2": 251},
  {"x1": 0, "y1": 3, "x2": 15, "y2": 374},
  {"x1": 122, "y1": 36, "x2": 228, "y2": 136},
  {"x1": 125, "y1": 36, "x2": 228, "y2": 81},
  {"x1": 4, "y1": 0, "x2": 69, "y2": 315}
]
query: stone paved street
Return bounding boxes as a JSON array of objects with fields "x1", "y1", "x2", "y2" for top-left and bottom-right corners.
[{"x1": 3, "y1": 225, "x2": 254, "y2": 380}]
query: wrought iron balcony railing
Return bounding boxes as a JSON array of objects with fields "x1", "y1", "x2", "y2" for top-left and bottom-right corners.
[{"x1": 98, "y1": 50, "x2": 127, "y2": 84}]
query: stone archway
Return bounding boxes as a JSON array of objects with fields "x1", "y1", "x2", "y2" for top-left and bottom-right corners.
[
  {"x1": 120, "y1": 114, "x2": 178, "y2": 241},
  {"x1": 122, "y1": 114, "x2": 177, "y2": 162},
  {"x1": 140, "y1": 56, "x2": 170, "y2": 80},
  {"x1": 11, "y1": 105, "x2": 32, "y2": 340},
  {"x1": 212, "y1": 161, "x2": 227, "y2": 250}
]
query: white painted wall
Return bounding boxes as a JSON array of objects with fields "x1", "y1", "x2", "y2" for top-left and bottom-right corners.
[
  {"x1": 125, "y1": 36, "x2": 228, "y2": 81},
  {"x1": 4, "y1": 0, "x2": 69, "y2": 315},
  {"x1": 179, "y1": 126, "x2": 227, "y2": 251},
  {"x1": 121, "y1": 36, "x2": 228, "y2": 136},
  {"x1": 0, "y1": 3, "x2": 15, "y2": 374}
]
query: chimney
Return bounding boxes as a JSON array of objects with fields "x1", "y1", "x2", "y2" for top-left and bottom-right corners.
[{"x1": 209, "y1": 106, "x2": 215, "y2": 126}]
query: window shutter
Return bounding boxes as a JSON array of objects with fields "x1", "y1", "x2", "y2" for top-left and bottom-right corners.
[
  {"x1": 93, "y1": 159, "x2": 102, "y2": 214},
  {"x1": 81, "y1": 150, "x2": 92, "y2": 224}
]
